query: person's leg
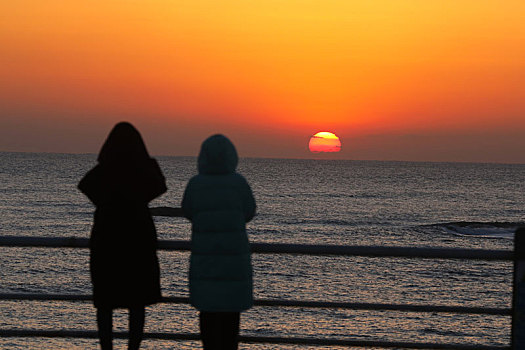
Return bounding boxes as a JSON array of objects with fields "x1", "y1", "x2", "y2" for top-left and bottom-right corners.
[
  {"x1": 96, "y1": 307, "x2": 113, "y2": 350},
  {"x1": 220, "y1": 312, "x2": 240, "y2": 350},
  {"x1": 200, "y1": 312, "x2": 222, "y2": 350},
  {"x1": 128, "y1": 306, "x2": 145, "y2": 350}
]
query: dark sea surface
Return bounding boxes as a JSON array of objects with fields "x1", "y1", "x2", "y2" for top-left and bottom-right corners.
[{"x1": 0, "y1": 152, "x2": 524, "y2": 349}]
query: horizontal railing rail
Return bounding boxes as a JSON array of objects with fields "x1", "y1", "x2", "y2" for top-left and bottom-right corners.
[
  {"x1": 0, "y1": 293, "x2": 510, "y2": 316},
  {"x1": 0, "y1": 235, "x2": 514, "y2": 260},
  {"x1": 0, "y1": 232, "x2": 519, "y2": 349},
  {"x1": 0, "y1": 329, "x2": 508, "y2": 350}
]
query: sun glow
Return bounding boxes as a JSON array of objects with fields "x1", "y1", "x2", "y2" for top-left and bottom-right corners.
[
  {"x1": 309, "y1": 131, "x2": 342, "y2": 153},
  {"x1": 1, "y1": 1, "x2": 525, "y2": 161}
]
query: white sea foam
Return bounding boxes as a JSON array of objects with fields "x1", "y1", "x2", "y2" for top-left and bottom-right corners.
[{"x1": 440, "y1": 222, "x2": 520, "y2": 239}]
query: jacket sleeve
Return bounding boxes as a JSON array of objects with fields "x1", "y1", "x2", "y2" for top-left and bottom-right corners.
[
  {"x1": 241, "y1": 178, "x2": 256, "y2": 223},
  {"x1": 78, "y1": 166, "x2": 104, "y2": 206},
  {"x1": 181, "y1": 179, "x2": 194, "y2": 221},
  {"x1": 142, "y1": 158, "x2": 167, "y2": 203}
]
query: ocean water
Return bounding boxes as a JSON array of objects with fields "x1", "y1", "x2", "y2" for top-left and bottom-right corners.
[{"x1": 0, "y1": 152, "x2": 524, "y2": 349}]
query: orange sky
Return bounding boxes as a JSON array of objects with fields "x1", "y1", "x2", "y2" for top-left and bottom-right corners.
[{"x1": 1, "y1": 1, "x2": 524, "y2": 162}]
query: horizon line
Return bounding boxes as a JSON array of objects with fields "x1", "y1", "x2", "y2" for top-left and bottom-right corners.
[{"x1": 1, "y1": 150, "x2": 524, "y2": 166}]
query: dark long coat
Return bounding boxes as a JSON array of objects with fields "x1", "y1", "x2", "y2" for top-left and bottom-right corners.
[{"x1": 78, "y1": 125, "x2": 167, "y2": 309}]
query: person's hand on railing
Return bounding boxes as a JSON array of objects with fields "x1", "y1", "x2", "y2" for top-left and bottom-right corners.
[{"x1": 149, "y1": 207, "x2": 184, "y2": 217}]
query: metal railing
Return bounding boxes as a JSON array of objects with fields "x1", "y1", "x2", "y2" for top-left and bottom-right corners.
[{"x1": 1, "y1": 224, "x2": 523, "y2": 349}]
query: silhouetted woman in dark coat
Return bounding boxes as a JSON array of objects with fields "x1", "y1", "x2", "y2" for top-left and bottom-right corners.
[{"x1": 78, "y1": 122, "x2": 167, "y2": 350}]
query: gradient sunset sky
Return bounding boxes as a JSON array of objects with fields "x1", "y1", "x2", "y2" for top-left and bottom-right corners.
[{"x1": 1, "y1": 1, "x2": 524, "y2": 162}]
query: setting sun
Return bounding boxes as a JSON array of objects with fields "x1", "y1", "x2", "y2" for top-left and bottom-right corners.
[{"x1": 308, "y1": 132, "x2": 342, "y2": 153}]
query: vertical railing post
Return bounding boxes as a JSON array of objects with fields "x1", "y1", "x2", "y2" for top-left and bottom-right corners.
[{"x1": 512, "y1": 227, "x2": 525, "y2": 349}]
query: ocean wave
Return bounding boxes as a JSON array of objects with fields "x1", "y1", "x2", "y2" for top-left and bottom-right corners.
[
  {"x1": 281, "y1": 218, "x2": 357, "y2": 227},
  {"x1": 426, "y1": 221, "x2": 524, "y2": 239}
]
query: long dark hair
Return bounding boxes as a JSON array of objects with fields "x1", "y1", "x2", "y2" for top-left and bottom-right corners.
[{"x1": 97, "y1": 122, "x2": 150, "y2": 165}]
